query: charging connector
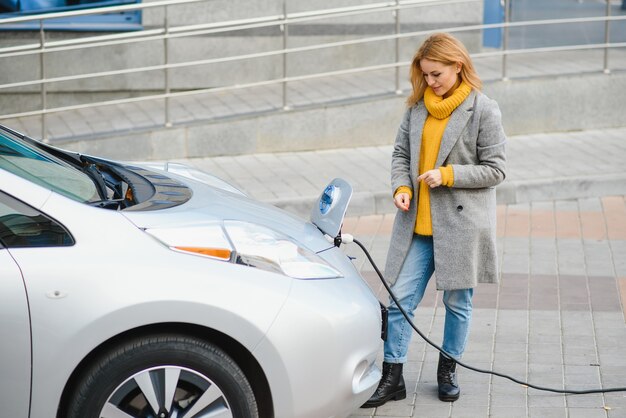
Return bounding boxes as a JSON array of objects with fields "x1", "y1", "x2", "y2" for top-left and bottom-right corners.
[
  {"x1": 340, "y1": 233, "x2": 354, "y2": 244},
  {"x1": 325, "y1": 232, "x2": 353, "y2": 247}
]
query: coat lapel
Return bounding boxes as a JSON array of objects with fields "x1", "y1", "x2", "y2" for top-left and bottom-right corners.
[
  {"x1": 410, "y1": 103, "x2": 428, "y2": 188},
  {"x1": 435, "y1": 90, "x2": 476, "y2": 168}
]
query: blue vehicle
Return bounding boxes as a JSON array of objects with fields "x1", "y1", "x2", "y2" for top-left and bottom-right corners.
[{"x1": 0, "y1": 0, "x2": 142, "y2": 31}]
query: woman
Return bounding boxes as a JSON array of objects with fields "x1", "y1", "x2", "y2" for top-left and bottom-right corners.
[{"x1": 363, "y1": 33, "x2": 506, "y2": 408}]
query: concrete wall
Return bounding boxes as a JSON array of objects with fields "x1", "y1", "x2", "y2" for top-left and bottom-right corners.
[
  {"x1": 58, "y1": 70, "x2": 626, "y2": 161},
  {"x1": 485, "y1": 72, "x2": 626, "y2": 134}
]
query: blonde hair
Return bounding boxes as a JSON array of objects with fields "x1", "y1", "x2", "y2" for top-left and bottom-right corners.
[{"x1": 406, "y1": 33, "x2": 481, "y2": 107}]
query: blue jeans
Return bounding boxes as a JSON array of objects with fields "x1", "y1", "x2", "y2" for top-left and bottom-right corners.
[{"x1": 384, "y1": 235, "x2": 474, "y2": 363}]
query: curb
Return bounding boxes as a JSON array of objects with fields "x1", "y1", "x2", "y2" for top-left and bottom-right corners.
[
  {"x1": 496, "y1": 173, "x2": 626, "y2": 205},
  {"x1": 266, "y1": 174, "x2": 626, "y2": 219}
]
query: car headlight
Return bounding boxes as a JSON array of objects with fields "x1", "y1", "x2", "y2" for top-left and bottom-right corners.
[
  {"x1": 145, "y1": 221, "x2": 342, "y2": 280},
  {"x1": 223, "y1": 220, "x2": 342, "y2": 279}
]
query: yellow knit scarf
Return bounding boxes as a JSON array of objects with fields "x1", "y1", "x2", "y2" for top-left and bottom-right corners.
[{"x1": 424, "y1": 80, "x2": 472, "y2": 119}]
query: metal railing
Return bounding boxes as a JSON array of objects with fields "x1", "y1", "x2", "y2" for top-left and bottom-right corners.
[{"x1": 0, "y1": 0, "x2": 624, "y2": 140}]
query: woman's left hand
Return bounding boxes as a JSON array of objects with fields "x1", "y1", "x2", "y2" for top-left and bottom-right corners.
[{"x1": 417, "y1": 169, "x2": 442, "y2": 188}]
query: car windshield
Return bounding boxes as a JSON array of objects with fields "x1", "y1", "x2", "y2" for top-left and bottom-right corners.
[{"x1": 0, "y1": 130, "x2": 99, "y2": 203}]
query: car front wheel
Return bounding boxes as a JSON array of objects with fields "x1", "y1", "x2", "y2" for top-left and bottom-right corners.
[{"x1": 65, "y1": 334, "x2": 259, "y2": 418}]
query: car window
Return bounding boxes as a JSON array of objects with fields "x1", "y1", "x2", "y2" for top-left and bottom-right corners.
[
  {"x1": 0, "y1": 192, "x2": 74, "y2": 248},
  {"x1": 0, "y1": 131, "x2": 98, "y2": 203}
]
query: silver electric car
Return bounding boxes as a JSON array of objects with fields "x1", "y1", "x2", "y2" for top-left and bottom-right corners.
[{"x1": 0, "y1": 124, "x2": 383, "y2": 418}]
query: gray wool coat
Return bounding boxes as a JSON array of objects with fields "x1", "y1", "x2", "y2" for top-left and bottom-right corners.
[{"x1": 384, "y1": 90, "x2": 507, "y2": 290}]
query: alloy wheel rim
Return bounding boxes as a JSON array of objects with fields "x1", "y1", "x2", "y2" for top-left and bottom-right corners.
[{"x1": 100, "y1": 365, "x2": 233, "y2": 418}]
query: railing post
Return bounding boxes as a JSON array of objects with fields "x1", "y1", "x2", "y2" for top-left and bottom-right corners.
[
  {"x1": 39, "y1": 19, "x2": 48, "y2": 142},
  {"x1": 282, "y1": 0, "x2": 290, "y2": 110},
  {"x1": 164, "y1": 5, "x2": 172, "y2": 127},
  {"x1": 394, "y1": 0, "x2": 402, "y2": 94},
  {"x1": 604, "y1": 0, "x2": 611, "y2": 74},
  {"x1": 502, "y1": 0, "x2": 510, "y2": 81}
]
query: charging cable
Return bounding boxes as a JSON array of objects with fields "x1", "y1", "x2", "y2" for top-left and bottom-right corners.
[{"x1": 341, "y1": 233, "x2": 626, "y2": 395}]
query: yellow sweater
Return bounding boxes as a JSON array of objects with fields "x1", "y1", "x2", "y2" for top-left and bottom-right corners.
[{"x1": 395, "y1": 81, "x2": 471, "y2": 236}]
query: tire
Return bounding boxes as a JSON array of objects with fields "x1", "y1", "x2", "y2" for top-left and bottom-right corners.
[{"x1": 65, "y1": 334, "x2": 259, "y2": 418}]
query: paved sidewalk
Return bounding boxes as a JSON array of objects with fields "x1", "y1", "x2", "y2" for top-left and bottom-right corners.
[
  {"x1": 341, "y1": 196, "x2": 626, "y2": 418},
  {"x1": 174, "y1": 123, "x2": 626, "y2": 418},
  {"x1": 177, "y1": 126, "x2": 626, "y2": 219}
]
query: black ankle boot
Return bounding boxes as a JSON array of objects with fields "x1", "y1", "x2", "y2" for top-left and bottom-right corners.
[
  {"x1": 437, "y1": 353, "x2": 460, "y2": 402},
  {"x1": 361, "y1": 362, "x2": 406, "y2": 408}
]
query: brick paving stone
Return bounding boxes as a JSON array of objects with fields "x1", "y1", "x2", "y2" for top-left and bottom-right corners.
[
  {"x1": 565, "y1": 393, "x2": 607, "y2": 408},
  {"x1": 531, "y1": 208, "x2": 556, "y2": 238},
  {"x1": 578, "y1": 197, "x2": 604, "y2": 211},
  {"x1": 566, "y1": 408, "x2": 608, "y2": 418},
  {"x1": 528, "y1": 394, "x2": 566, "y2": 408},
  {"x1": 557, "y1": 241, "x2": 587, "y2": 276},
  {"x1": 585, "y1": 241, "x2": 616, "y2": 277},
  {"x1": 491, "y1": 390, "x2": 528, "y2": 407},
  {"x1": 618, "y1": 278, "x2": 626, "y2": 320},
  {"x1": 555, "y1": 209, "x2": 582, "y2": 239},
  {"x1": 490, "y1": 406, "x2": 529, "y2": 418},
  {"x1": 611, "y1": 242, "x2": 626, "y2": 278},
  {"x1": 581, "y1": 211, "x2": 607, "y2": 241},
  {"x1": 589, "y1": 276, "x2": 623, "y2": 312},
  {"x1": 505, "y1": 205, "x2": 531, "y2": 237},
  {"x1": 371, "y1": 399, "x2": 414, "y2": 416},
  {"x1": 603, "y1": 196, "x2": 626, "y2": 240},
  {"x1": 527, "y1": 333, "x2": 561, "y2": 346},
  {"x1": 493, "y1": 349, "x2": 527, "y2": 365},
  {"x1": 403, "y1": 404, "x2": 450, "y2": 418},
  {"x1": 529, "y1": 276, "x2": 559, "y2": 310},
  {"x1": 496, "y1": 205, "x2": 507, "y2": 238},
  {"x1": 528, "y1": 407, "x2": 568, "y2": 418},
  {"x1": 608, "y1": 408, "x2": 626, "y2": 418},
  {"x1": 528, "y1": 345, "x2": 564, "y2": 366}
]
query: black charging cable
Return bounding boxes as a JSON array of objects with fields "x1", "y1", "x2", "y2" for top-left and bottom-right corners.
[{"x1": 350, "y1": 237, "x2": 626, "y2": 395}]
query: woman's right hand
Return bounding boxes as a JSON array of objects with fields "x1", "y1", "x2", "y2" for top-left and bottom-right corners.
[{"x1": 394, "y1": 192, "x2": 410, "y2": 212}]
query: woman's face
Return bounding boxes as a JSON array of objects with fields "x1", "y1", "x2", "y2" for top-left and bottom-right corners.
[{"x1": 420, "y1": 58, "x2": 461, "y2": 97}]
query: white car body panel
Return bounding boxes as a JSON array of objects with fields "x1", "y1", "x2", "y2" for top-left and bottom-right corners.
[{"x1": 0, "y1": 130, "x2": 382, "y2": 418}]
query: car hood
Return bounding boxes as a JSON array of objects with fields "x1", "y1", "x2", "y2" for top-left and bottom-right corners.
[{"x1": 120, "y1": 164, "x2": 335, "y2": 253}]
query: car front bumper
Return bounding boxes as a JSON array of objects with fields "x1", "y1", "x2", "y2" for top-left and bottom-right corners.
[{"x1": 253, "y1": 246, "x2": 382, "y2": 418}]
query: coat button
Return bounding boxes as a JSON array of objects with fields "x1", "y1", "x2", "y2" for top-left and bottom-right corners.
[{"x1": 457, "y1": 205, "x2": 463, "y2": 212}]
